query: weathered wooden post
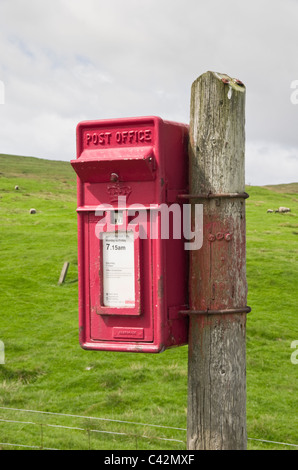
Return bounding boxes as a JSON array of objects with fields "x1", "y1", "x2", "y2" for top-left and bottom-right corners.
[
  {"x1": 186, "y1": 71, "x2": 249, "y2": 450},
  {"x1": 58, "y1": 261, "x2": 69, "y2": 285}
]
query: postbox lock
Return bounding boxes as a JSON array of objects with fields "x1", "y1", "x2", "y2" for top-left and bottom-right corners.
[{"x1": 110, "y1": 172, "x2": 119, "y2": 182}]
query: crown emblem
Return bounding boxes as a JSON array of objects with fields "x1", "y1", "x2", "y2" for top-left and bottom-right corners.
[{"x1": 107, "y1": 184, "x2": 132, "y2": 204}]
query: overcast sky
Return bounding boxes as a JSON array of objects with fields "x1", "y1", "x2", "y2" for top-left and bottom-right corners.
[{"x1": 0, "y1": 0, "x2": 297, "y2": 185}]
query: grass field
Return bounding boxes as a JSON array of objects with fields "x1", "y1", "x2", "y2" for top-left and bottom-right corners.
[{"x1": 0, "y1": 153, "x2": 297, "y2": 450}]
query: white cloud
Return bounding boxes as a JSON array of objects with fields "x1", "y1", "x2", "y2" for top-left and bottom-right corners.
[
  {"x1": 0, "y1": 0, "x2": 297, "y2": 184},
  {"x1": 246, "y1": 141, "x2": 298, "y2": 185}
]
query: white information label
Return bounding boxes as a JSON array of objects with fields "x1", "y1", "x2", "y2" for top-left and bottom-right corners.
[{"x1": 102, "y1": 232, "x2": 135, "y2": 308}]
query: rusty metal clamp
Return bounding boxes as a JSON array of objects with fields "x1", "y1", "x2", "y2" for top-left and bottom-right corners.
[
  {"x1": 179, "y1": 306, "x2": 251, "y2": 316},
  {"x1": 178, "y1": 192, "x2": 249, "y2": 200}
]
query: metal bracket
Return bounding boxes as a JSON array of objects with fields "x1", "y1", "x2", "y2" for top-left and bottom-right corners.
[
  {"x1": 178, "y1": 192, "x2": 249, "y2": 200},
  {"x1": 179, "y1": 306, "x2": 251, "y2": 316}
]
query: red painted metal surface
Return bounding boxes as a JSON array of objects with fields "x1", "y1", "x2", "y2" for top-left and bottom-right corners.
[{"x1": 71, "y1": 116, "x2": 189, "y2": 353}]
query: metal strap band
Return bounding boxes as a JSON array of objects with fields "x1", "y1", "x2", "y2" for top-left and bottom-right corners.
[
  {"x1": 178, "y1": 192, "x2": 249, "y2": 200},
  {"x1": 179, "y1": 306, "x2": 251, "y2": 316}
]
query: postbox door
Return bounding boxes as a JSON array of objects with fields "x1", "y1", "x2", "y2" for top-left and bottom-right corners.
[{"x1": 88, "y1": 212, "x2": 155, "y2": 344}]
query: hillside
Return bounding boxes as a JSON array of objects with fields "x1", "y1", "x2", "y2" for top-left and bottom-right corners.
[{"x1": 0, "y1": 154, "x2": 297, "y2": 450}]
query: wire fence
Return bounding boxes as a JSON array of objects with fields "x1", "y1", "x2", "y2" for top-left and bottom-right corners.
[
  {"x1": 0, "y1": 406, "x2": 186, "y2": 450},
  {"x1": 0, "y1": 406, "x2": 297, "y2": 450}
]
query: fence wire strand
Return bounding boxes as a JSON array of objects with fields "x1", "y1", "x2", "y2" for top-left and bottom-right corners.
[
  {"x1": 0, "y1": 407, "x2": 185, "y2": 450},
  {"x1": 0, "y1": 406, "x2": 297, "y2": 450},
  {"x1": 0, "y1": 406, "x2": 185, "y2": 431}
]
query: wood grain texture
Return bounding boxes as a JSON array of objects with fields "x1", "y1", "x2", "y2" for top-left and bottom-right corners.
[{"x1": 187, "y1": 71, "x2": 247, "y2": 450}]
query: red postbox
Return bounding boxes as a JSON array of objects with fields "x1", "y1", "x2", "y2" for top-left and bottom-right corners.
[{"x1": 71, "y1": 116, "x2": 190, "y2": 353}]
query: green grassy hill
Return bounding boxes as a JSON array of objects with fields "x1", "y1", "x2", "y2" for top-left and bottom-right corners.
[{"x1": 0, "y1": 153, "x2": 297, "y2": 450}]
